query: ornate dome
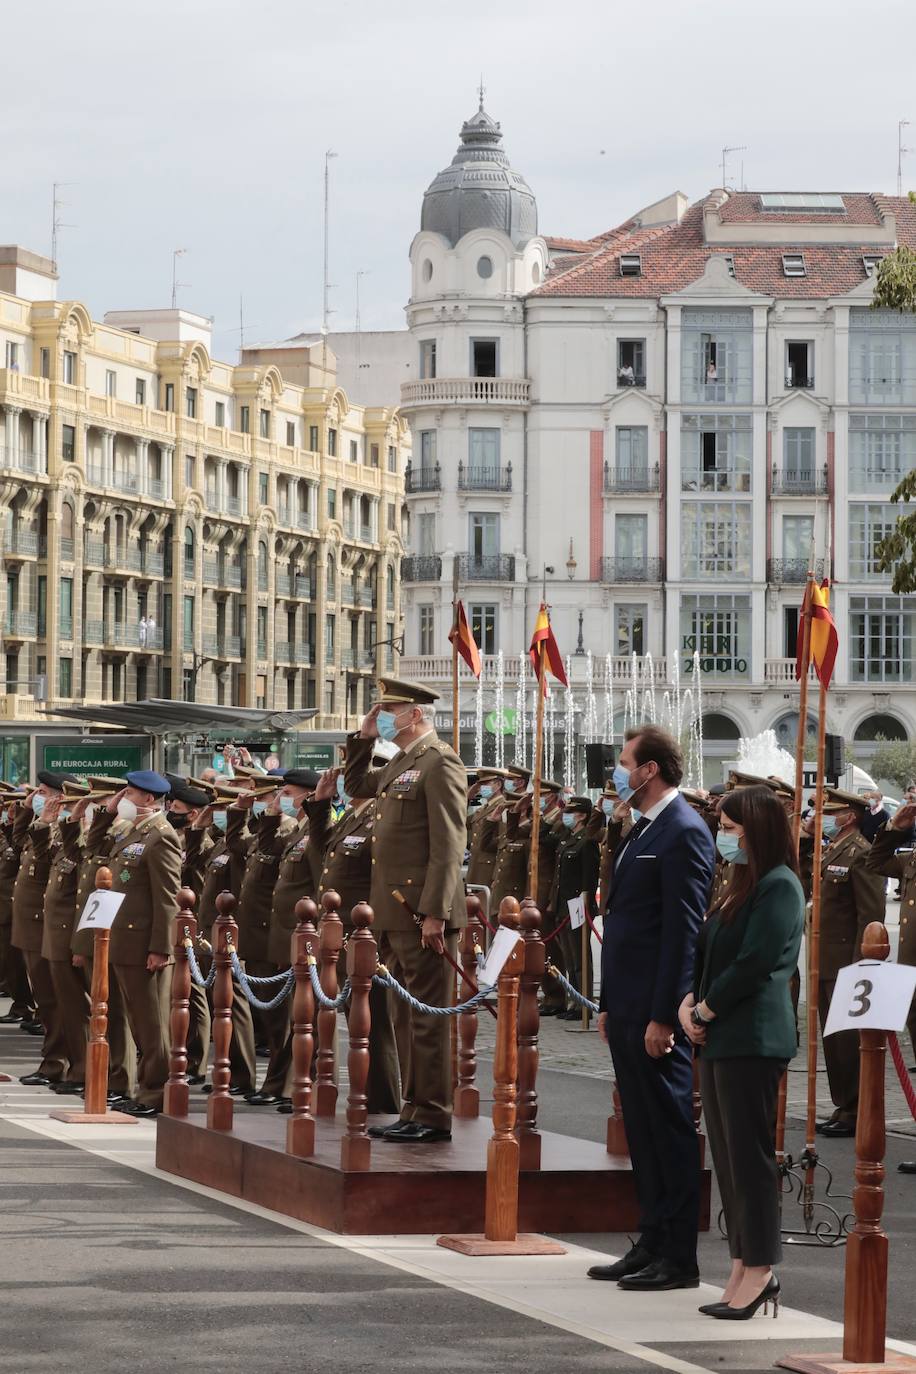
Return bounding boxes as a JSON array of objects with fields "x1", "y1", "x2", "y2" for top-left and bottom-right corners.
[{"x1": 421, "y1": 101, "x2": 538, "y2": 250}]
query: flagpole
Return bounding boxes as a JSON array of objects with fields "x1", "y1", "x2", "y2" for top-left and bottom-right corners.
[
  {"x1": 527, "y1": 642, "x2": 547, "y2": 898},
  {"x1": 792, "y1": 574, "x2": 814, "y2": 854},
  {"x1": 804, "y1": 673, "x2": 828, "y2": 1180},
  {"x1": 451, "y1": 559, "x2": 460, "y2": 754}
]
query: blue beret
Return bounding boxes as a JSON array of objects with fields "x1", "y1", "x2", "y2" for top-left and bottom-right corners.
[
  {"x1": 266, "y1": 767, "x2": 287, "y2": 778},
  {"x1": 125, "y1": 769, "x2": 171, "y2": 798}
]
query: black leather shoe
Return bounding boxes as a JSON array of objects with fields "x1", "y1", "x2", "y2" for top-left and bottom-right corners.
[
  {"x1": 368, "y1": 1119, "x2": 408, "y2": 1139},
  {"x1": 587, "y1": 1243, "x2": 655, "y2": 1281},
  {"x1": 0, "y1": 1011, "x2": 23, "y2": 1024},
  {"x1": 618, "y1": 1259, "x2": 700, "y2": 1291},
  {"x1": 276, "y1": 1101, "x2": 293, "y2": 1114},
  {"x1": 19, "y1": 1072, "x2": 54, "y2": 1086},
  {"x1": 539, "y1": 1005, "x2": 563, "y2": 1018},
  {"x1": 898, "y1": 1160, "x2": 916, "y2": 1174},
  {"x1": 202, "y1": 1083, "x2": 247, "y2": 1096},
  {"x1": 246, "y1": 1091, "x2": 282, "y2": 1106},
  {"x1": 19, "y1": 1019, "x2": 42, "y2": 1033},
  {"x1": 819, "y1": 1119, "x2": 856, "y2": 1138},
  {"x1": 108, "y1": 1093, "x2": 131, "y2": 1106},
  {"x1": 186, "y1": 1074, "x2": 206, "y2": 1086},
  {"x1": 382, "y1": 1121, "x2": 451, "y2": 1143},
  {"x1": 50, "y1": 1082, "x2": 84, "y2": 1095},
  {"x1": 119, "y1": 1101, "x2": 160, "y2": 1117}
]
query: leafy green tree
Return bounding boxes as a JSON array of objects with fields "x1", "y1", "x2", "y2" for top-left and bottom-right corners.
[
  {"x1": 869, "y1": 740, "x2": 916, "y2": 791},
  {"x1": 871, "y1": 222, "x2": 916, "y2": 592}
]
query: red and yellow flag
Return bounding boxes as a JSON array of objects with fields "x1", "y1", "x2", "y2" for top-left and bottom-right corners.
[
  {"x1": 810, "y1": 581, "x2": 838, "y2": 688},
  {"x1": 528, "y1": 603, "x2": 568, "y2": 687},
  {"x1": 448, "y1": 600, "x2": 481, "y2": 678}
]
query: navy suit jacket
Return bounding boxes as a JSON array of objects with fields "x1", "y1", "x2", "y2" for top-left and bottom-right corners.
[{"x1": 599, "y1": 793, "x2": 715, "y2": 1026}]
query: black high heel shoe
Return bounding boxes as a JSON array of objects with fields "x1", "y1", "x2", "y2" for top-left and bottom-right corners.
[
  {"x1": 711, "y1": 1275, "x2": 780, "y2": 1321},
  {"x1": 698, "y1": 1300, "x2": 730, "y2": 1316}
]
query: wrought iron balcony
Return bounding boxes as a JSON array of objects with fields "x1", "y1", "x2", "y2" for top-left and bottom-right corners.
[
  {"x1": 785, "y1": 375, "x2": 814, "y2": 390},
  {"x1": 5, "y1": 529, "x2": 39, "y2": 558},
  {"x1": 771, "y1": 465, "x2": 828, "y2": 496},
  {"x1": 767, "y1": 558, "x2": 826, "y2": 585},
  {"x1": 405, "y1": 463, "x2": 441, "y2": 494},
  {"x1": 604, "y1": 464, "x2": 660, "y2": 494},
  {"x1": 616, "y1": 372, "x2": 646, "y2": 388},
  {"x1": 5, "y1": 610, "x2": 36, "y2": 637},
  {"x1": 456, "y1": 553, "x2": 516, "y2": 582},
  {"x1": 401, "y1": 555, "x2": 442, "y2": 582},
  {"x1": 457, "y1": 462, "x2": 512, "y2": 492},
  {"x1": 599, "y1": 556, "x2": 664, "y2": 584}
]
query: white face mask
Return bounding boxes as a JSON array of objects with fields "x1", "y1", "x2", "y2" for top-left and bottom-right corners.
[
  {"x1": 117, "y1": 797, "x2": 138, "y2": 823},
  {"x1": 85, "y1": 803, "x2": 96, "y2": 825}
]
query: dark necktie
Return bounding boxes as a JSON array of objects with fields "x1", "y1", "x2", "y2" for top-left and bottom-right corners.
[{"x1": 614, "y1": 815, "x2": 651, "y2": 870}]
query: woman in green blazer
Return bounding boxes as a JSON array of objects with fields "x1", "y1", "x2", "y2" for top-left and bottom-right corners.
[{"x1": 678, "y1": 784, "x2": 804, "y2": 1322}]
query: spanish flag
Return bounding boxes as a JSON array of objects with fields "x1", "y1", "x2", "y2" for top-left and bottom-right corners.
[
  {"x1": 448, "y1": 600, "x2": 481, "y2": 678},
  {"x1": 810, "y1": 581, "x2": 838, "y2": 688},
  {"x1": 529, "y1": 603, "x2": 568, "y2": 687}
]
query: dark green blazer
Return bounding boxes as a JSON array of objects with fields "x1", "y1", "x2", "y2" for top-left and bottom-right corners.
[{"x1": 694, "y1": 864, "x2": 804, "y2": 1061}]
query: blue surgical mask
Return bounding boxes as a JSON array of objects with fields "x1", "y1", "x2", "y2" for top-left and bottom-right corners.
[
  {"x1": 212, "y1": 811, "x2": 228, "y2": 832},
  {"x1": 601, "y1": 798, "x2": 615, "y2": 817},
  {"x1": 336, "y1": 775, "x2": 350, "y2": 805},
  {"x1": 31, "y1": 794, "x2": 46, "y2": 817},
  {"x1": 562, "y1": 812, "x2": 577, "y2": 829},
  {"x1": 822, "y1": 817, "x2": 838, "y2": 838},
  {"x1": 479, "y1": 784, "x2": 494, "y2": 800},
  {"x1": 504, "y1": 779, "x2": 517, "y2": 794},
  {"x1": 280, "y1": 795, "x2": 299, "y2": 818},
  {"x1": 539, "y1": 796, "x2": 548, "y2": 811},
  {"x1": 376, "y1": 709, "x2": 400, "y2": 742},
  {"x1": 611, "y1": 762, "x2": 647, "y2": 803},
  {"x1": 252, "y1": 800, "x2": 267, "y2": 816},
  {"x1": 716, "y1": 830, "x2": 747, "y2": 865}
]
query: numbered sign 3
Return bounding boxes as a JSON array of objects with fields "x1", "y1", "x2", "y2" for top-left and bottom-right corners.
[{"x1": 824, "y1": 960, "x2": 916, "y2": 1037}]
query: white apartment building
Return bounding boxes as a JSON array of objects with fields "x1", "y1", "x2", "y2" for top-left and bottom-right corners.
[{"x1": 366, "y1": 100, "x2": 916, "y2": 776}]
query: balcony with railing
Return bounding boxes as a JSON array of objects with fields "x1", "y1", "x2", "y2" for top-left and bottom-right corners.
[
  {"x1": 402, "y1": 554, "x2": 442, "y2": 582},
  {"x1": 275, "y1": 642, "x2": 312, "y2": 664},
  {"x1": 5, "y1": 610, "x2": 36, "y2": 637},
  {"x1": 456, "y1": 553, "x2": 516, "y2": 582},
  {"x1": 600, "y1": 556, "x2": 664, "y2": 584},
  {"x1": 681, "y1": 464, "x2": 751, "y2": 494},
  {"x1": 771, "y1": 465, "x2": 828, "y2": 496},
  {"x1": 765, "y1": 658, "x2": 817, "y2": 685},
  {"x1": 59, "y1": 616, "x2": 73, "y2": 639},
  {"x1": 404, "y1": 463, "x2": 442, "y2": 494},
  {"x1": 457, "y1": 462, "x2": 512, "y2": 492},
  {"x1": 400, "y1": 377, "x2": 531, "y2": 408},
  {"x1": 60, "y1": 539, "x2": 74, "y2": 563},
  {"x1": 604, "y1": 464, "x2": 660, "y2": 494},
  {"x1": 767, "y1": 558, "x2": 825, "y2": 585},
  {"x1": 5, "y1": 529, "x2": 39, "y2": 558},
  {"x1": 275, "y1": 573, "x2": 313, "y2": 600},
  {"x1": 0, "y1": 446, "x2": 38, "y2": 473}
]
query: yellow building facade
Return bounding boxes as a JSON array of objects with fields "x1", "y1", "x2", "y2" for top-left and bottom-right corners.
[{"x1": 0, "y1": 247, "x2": 408, "y2": 729}]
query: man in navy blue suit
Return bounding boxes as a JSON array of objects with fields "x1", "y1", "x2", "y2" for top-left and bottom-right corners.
[{"x1": 587, "y1": 725, "x2": 715, "y2": 1290}]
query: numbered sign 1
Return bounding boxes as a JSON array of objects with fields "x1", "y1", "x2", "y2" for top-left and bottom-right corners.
[
  {"x1": 76, "y1": 889, "x2": 126, "y2": 933},
  {"x1": 824, "y1": 959, "x2": 916, "y2": 1037}
]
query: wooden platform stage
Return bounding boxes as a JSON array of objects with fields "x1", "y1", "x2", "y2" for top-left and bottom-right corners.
[{"x1": 156, "y1": 1113, "x2": 712, "y2": 1236}]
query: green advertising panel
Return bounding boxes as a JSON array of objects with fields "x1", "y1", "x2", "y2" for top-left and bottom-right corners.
[
  {"x1": 41, "y1": 737, "x2": 149, "y2": 779},
  {"x1": 293, "y1": 743, "x2": 337, "y2": 771}
]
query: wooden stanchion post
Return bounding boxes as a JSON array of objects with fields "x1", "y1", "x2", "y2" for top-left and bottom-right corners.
[
  {"x1": 778, "y1": 923, "x2": 916, "y2": 1374},
  {"x1": 438, "y1": 897, "x2": 565, "y2": 1256},
  {"x1": 340, "y1": 901, "x2": 376, "y2": 1172},
  {"x1": 163, "y1": 887, "x2": 198, "y2": 1119},
  {"x1": 207, "y1": 892, "x2": 238, "y2": 1133},
  {"x1": 454, "y1": 894, "x2": 483, "y2": 1120},
  {"x1": 315, "y1": 889, "x2": 343, "y2": 1117},
  {"x1": 516, "y1": 897, "x2": 544, "y2": 1170},
  {"x1": 287, "y1": 897, "x2": 319, "y2": 1159},
  {"x1": 51, "y1": 866, "x2": 138, "y2": 1125}
]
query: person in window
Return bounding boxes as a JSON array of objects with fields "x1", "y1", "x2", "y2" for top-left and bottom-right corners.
[
  {"x1": 706, "y1": 359, "x2": 718, "y2": 383},
  {"x1": 618, "y1": 362, "x2": 635, "y2": 386},
  {"x1": 678, "y1": 784, "x2": 804, "y2": 1321}
]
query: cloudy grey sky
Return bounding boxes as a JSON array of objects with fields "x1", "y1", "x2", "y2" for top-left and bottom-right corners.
[{"x1": 4, "y1": 0, "x2": 915, "y2": 360}]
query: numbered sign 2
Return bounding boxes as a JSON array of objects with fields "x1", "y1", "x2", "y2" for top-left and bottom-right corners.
[
  {"x1": 76, "y1": 890, "x2": 126, "y2": 933},
  {"x1": 824, "y1": 959, "x2": 916, "y2": 1036}
]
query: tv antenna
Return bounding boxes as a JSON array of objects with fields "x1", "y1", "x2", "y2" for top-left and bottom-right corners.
[
  {"x1": 898, "y1": 119, "x2": 911, "y2": 197},
  {"x1": 720, "y1": 144, "x2": 747, "y2": 191},
  {"x1": 51, "y1": 183, "x2": 76, "y2": 273}
]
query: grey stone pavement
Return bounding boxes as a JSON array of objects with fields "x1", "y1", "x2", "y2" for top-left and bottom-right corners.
[{"x1": 1, "y1": 891, "x2": 915, "y2": 1374}]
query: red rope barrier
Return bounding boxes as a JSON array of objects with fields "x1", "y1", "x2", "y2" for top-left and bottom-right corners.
[
  {"x1": 888, "y1": 1032, "x2": 916, "y2": 1120},
  {"x1": 585, "y1": 910, "x2": 603, "y2": 945},
  {"x1": 542, "y1": 914, "x2": 570, "y2": 945}
]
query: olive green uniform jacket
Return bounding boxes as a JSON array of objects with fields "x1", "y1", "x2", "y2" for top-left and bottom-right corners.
[
  {"x1": 268, "y1": 811, "x2": 320, "y2": 965},
  {"x1": 344, "y1": 730, "x2": 467, "y2": 932},
  {"x1": 108, "y1": 812, "x2": 184, "y2": 966},
  {"x1": 41, "y1": 819, "x2": 84, "y2": 962},
  {"x1": 865, "y1": 823, "x2": 916, "y2": 965},
  {"x1": 694, "y1": 864, "x2": 805, "y2": 1060},
  {"x1": 11, "y1": 809, "x2": 56, "y2": 954},
  {"x1": 818, "y1": 829, "x2": 886, "y2": 982}
]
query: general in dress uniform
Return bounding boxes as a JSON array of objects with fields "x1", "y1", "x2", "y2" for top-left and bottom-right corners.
[{"x1": 345, "y1": 677, "x2": 467, "y2": 1143}]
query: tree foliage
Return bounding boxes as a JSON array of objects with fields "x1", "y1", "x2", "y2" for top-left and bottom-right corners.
[
  {"x1": 871, "y1": 241, "x2": 916, "y2": 313},
  {"x1": 869, "y1": 740, "x2": 916, "y2": 791}
]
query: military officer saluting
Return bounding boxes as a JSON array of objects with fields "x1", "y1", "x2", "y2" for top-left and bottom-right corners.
[
  {"x1": 106, "y1": 770, "x2": 183, "y2": 1117},
  {"x1": 865, "y1": 798, "x2": 916, "y2": 1082},
  {"x1": 466, "y1": 767, "x2": 510, "y2": 899},
  {"x1": 42, "y1": 779, "x2": 93, "y2": 1095},
  {"x1": 809, "y1": 787, "x2": 886, "y2": 1138},
  {"x1": 345, "y1": 677, "x2": 467, "y2": 1143}
]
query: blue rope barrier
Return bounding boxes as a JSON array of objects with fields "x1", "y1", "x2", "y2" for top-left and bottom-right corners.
[
  {"x1": 307, "y1": 961, "x2": 352, "y2": 1010},
  {"x1": 227, "y1": 950, "x2": 295, "y2": 1011},
  {"x1": 373, "y1": 967, "x2": 495, "y2": 1017},
  {"x1": 546, "y1": 963, "x2": 598, "y2": 1014},
  {"x1": 186, "y1": 941, "x2": 216, "y2": 990}
]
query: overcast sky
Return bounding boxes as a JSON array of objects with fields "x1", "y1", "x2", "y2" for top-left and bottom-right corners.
[{"x1": 4, "y1": 0, "x2": 915, "y2": 360}]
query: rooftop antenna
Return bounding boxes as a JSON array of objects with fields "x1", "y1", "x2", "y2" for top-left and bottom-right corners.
[
  {"x1": 51, "y1": 182, "x2": 76, "y2": 274},
  {"x1": 720, "y1": 144, "x2": 747, "y2": 191},
  {"x1": 355, "y1": 268, "x2": 369, "y2": 373},
  {"x1": 898, "y1": 119, "x2": 911, "y2": 197},
  {"x1": 171, "y1": 248, "x2": 188, "y2": 309},
  {"x1": 322, "y1": 150, "x2": 338, "y2": 372},
  {"x1": 478, "y1": 75, "x2": 486, "y2": 109}
]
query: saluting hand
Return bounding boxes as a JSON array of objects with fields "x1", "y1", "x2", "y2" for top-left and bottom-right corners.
[
  {"x1": 107, "y1": 787, "x2": 126, "y2": 816},
  {"x1": 192, "y1": 805, "x2": 213, "y2": 831},
  {"x1": 359, "y1": 704, "x2": 380, "y2": 740},
  {"x1": 314, "y1": 768, "x2": 339, "y2": 802},
  {"x1": 892, "y1": 802, "x2": 916, "y2": 832}
]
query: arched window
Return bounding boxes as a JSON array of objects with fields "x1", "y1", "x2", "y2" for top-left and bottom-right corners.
[
  {"x1": 61, "y1": 502, "x2": 74, "y2": 542},
  {"x1": 326, "y1": 553, "x2": 336, "y2": 596},
  {"x1": 853, "y1": 713, "x2": 908, "y2": 743},
  {"x1": 386, "y1": 565, "x2": 394, "y2": 598},
  {"x1": 258, "y1": 540, "x2": 268, "y2": 590},
  {"x1": 701, "y1": 712, "x2": 741, "y2": 741},
  {"x1": 184, "y1": 526, "x2": 195, "y2": 570}
]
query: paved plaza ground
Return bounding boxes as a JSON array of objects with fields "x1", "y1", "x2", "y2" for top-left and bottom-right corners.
[{"x1": 1, "y1": 970, "x2": 915, "y2": 1374}]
